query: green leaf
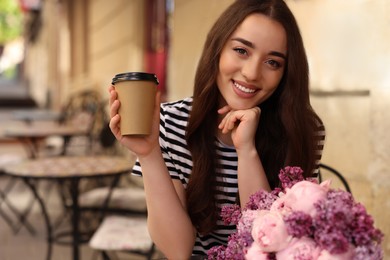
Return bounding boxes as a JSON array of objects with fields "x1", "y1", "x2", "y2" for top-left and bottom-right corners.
[{"x1": 0, "y1": 0, "x2": 23, "y2": 44}]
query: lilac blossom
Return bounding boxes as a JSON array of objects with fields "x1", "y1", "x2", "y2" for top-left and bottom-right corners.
[
  {"x1": 207, "y1": 245, "x2": 226, "y2": 260},
  {"x1": 353, "y1": 244, "x2": 384, "y2": 260},
  {"x1": 278, "y1": 166, "x2": 305, "y2": 189},
  {"x1": 284, "y1": 211, "x2": 313, "y2": 238},
  {"x1": 244, "y1": 189, "x2": 278, "y2": 211},
  {"x1": 220, "y1": 204, "x2": 241, "y2": 225},
  {"x1": 313, "y1": 189, "x2": 384, "y2": 255}
]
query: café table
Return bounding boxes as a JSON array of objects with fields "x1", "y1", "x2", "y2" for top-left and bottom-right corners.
[
  {"x1": 12, "y1": 109, "x2": 62, "y2": 125},
  {"x1": 3, "y1": 155, "x2": 133, "y2": 260},
  {"x1": 3, "y1": 123, "x2": 88, "y2": 158}
]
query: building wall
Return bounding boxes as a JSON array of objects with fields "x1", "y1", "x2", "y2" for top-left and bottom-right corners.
[
  {"x1": 167, "y1": 0, "x2": 233, "y2": 101},
  {"x1": 87, "y1": 0, "x2": 145, "y2": 99},
  {"x1": 24, "y1": 0, "x2": 145, "y2": 107}
]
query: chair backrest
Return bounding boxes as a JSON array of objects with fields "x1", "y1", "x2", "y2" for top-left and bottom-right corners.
[
  {"x1": 318, "y1": 163, "x2": 352, "y2": 194},
  {"x1": 58, "y1": 89, "x2": 105, "y2": 139},
  {"x1": 97, "y1": 100, "x2": 116, "y2": 150}
]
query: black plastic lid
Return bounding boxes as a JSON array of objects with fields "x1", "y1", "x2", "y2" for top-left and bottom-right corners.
[{"x1": 112, "y1": 72, "x2": 159, "y2": 85}]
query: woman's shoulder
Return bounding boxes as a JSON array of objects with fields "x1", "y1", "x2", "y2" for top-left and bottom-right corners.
[{"x1": 161, "y1": 97, "x2": 193, "y2": 117}]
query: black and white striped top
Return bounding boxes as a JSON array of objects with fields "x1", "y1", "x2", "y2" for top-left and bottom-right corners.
[{"x1": 132, "y1": 97, "x2": 325, "y2": 256}]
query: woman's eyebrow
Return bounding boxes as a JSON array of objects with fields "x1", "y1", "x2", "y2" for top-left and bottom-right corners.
[
  {"x1": 231, "y1": 37, "x2": 286, "y2": 60},
  {"x1": 231, "y1": 37, "x2": 254, "y2": 48},
  {"x1": 269, "y1": 51, "x2": 286, "y2": 60}
]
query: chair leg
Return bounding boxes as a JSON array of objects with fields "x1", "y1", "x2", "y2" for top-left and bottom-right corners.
[
  {"x1": 146, "y1": 243, "x2": 156, "y2": 260},
  {"x1": 101, "y1": 251, "x2": 111, "y2": 260},
  {"x1": 0, "y1": 176, "x2": 36, "y2": 235},
  {"x1": 102, "y1": 251, "x2": 120, "y2": 260}
]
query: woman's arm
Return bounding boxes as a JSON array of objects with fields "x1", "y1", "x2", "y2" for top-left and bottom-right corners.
[
  {"x1": 139, "y1": 147, "x2": 196, "y2": 259},
  {"x1": 236, "y1": 145, "x2": 270, "y2": 206},
  {"x1": 109, "y1": 86, "x2": 196, "y2": 258},
  {"x1": 218, "y1": 106, "x2": 271, "y2": 206}
]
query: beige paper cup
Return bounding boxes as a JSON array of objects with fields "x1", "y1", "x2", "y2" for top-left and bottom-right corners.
[{"x1": 112, "y1": 72, "x2": 159, "y2": 135}]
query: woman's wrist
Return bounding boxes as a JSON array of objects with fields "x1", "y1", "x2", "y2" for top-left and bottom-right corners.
[
  {"x1": 138, "y1": 143, "x2": 162, "y2": 162},
  {"x1": 236, "y1": 144, "x2": 258, "y2": 158}
]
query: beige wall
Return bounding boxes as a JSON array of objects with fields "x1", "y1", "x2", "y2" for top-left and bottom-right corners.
[
  {"x1": 87, "y1": 0, "x2": 145, "y2": 100},
  {"x1": 167, "y1": 0, "x2": 233, "y2": 101}
]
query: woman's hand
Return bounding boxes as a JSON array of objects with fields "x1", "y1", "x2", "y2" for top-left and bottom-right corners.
[
  {"x1": 108, "y1": 85, "x2": 161, "y2": 158},
  {"x1": 218, "y1": 105, "x2": 261, "y2": 152}
]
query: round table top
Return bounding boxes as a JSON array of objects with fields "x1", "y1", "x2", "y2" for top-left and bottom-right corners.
[
  {"x1": 3, "y1": 155, "x2": 133, "y2": 179},
  {"x1": 12, "y1": 109, "x2": 61, "y2": 122},
  {"x1": 4, "y1": 124, "x2": 87, "y2": 138}
]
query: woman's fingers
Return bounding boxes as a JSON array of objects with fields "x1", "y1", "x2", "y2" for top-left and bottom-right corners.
[
  {"x1": 220, "y1": 112, "x2": 240, "y2": 134},
  {"x1": 217, "y1": 105, "x2": 231, "y2": 115},
  {"x1": 108, "y1": 86, "x2": 116, "y2": 106},
  {"x1": 110, "y1": 98, "x2": 120, "y2": 119},
  {"x1": 109, "y1": 114, "x2": 122, "y2": 139},
  {"x1": 219, "y1": 107, "x2": 261, "y2": 134},
  {"x1": 108, "y1": 85, "x2": 122, "y2": 139}
]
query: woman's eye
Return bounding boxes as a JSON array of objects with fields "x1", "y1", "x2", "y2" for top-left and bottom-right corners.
[
  {"x1": 266, "y1": 60, "x2": 282, "y2": 69},
  {"x1": 233, "y1": 48, "x2": 248, "y2": 56}
]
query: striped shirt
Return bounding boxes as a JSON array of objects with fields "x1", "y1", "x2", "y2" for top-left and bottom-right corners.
[{"x1": 132, "y1": 97, "x2": 325, "y2": 256}]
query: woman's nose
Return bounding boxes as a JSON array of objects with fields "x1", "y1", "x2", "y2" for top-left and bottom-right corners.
[{"x1": 241, "y1": 59, "x2": 261, "y2": 82}]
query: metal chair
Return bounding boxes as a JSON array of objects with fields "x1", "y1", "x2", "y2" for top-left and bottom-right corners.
[
  {"x1": 55, "y1": 89, "x2": 105, "y2": 156},
  {"x1": 0, "y1": 154, "x2": 36, "y2": 234},
  {"x1": 318, "y1": 163, "x2": 352, "y2": 194},
  {"x1": 86, "y1": 178, "x2": 157, "y2": 260}
]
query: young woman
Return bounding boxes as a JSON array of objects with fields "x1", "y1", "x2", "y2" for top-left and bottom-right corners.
[{"x1": 109, "y1": 0, "x2": 325, "y2": 258}]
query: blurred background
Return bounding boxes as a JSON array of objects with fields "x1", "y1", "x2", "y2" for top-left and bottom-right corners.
[{"x1": 0, "y1": 0, "x2": 389, "y2": 259}]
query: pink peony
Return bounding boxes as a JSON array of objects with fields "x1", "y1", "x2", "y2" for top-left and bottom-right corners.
[
  {"x1": 271, "y1": 180, "x2": 331, "y2": 217},
  {"x1": 244, "y1": 242, "x2": 269, "y2": 260},
  {"x1": 275, "y1": 237, "x2": 321, "y2": 260},
  {"x1": 251, "y1": 210, "x2": 292, "y2": 252}
]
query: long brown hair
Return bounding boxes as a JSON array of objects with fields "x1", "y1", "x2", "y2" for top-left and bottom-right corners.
[{"x1": 185, "y1": 0, "x2": 323, "y2": 234}]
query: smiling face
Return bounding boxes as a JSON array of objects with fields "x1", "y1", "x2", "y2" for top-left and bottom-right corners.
[{"x1": 217, "y1": 13, "x2": 287, "y2": 110}]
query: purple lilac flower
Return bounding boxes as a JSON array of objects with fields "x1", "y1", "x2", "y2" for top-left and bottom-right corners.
[
  {"x1": 223, "y1": 232, "x2": 253, "y2": 260},
  {"x1": 236, "y1": 210, "x2": 258, "y2": 235},
  {"x1": 270, "y1": 187, "x2": 282, "y2": 196},
  {"x1": 284, "y1": 211, "x2": 313, "y2": 238},
  {"x1": 207, "y1": 245, "x2": 226, "y2": 260},
  {"x1": 244, "y1": 189, "x2": 278, "y2": 211},
  {"x1": 278, "y1": 166, "x2": 305, "y2": 189},
  {"x1": 220, "y1": 204, "x2": 242, "y2": 225},
  {"x1": 353, "y1": 243, "x2": 384, "y2": 260},
  {"x1": 349, "y1": 202, "x2": 384, "y2": 246},
  {"x1": 314, "y1": 189, "x2": 384, "y2": 253},
  {"x1": 314, "y1": 227, "x2": 350, "y2": 254},
  {"x1": 313, "y1": 190, "x2": 355, "y2": 253}
]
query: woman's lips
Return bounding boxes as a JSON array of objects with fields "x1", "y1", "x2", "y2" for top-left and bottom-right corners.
[{"x1": 232, "y1": 80, "x2": 258, "y2": 98}]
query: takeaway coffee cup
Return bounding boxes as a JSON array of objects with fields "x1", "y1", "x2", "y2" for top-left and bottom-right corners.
[{"x1": 112, "y1": 72, "x2": 159, "y2": 135}]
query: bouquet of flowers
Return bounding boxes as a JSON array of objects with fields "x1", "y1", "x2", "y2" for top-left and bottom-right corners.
[{"x1": 207, "y1": 166, "x2": 384, "y2": 260}]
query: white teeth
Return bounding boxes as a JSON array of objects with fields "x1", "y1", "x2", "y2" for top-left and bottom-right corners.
[{"x1": 233, "y1": 82, "x2": 256, "y2": 93}]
